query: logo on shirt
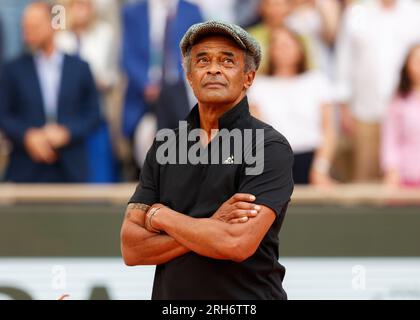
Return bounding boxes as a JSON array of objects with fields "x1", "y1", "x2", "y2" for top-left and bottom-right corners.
[{"x1": 223, "y1": 155, "x2": 235, "y2": 164}]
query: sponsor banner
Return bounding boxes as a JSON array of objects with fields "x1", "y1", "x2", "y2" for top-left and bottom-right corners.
[{"x1": 0, "y1": 258, "x2": 419, "y2": 300}]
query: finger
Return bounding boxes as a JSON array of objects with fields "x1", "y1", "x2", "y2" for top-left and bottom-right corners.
[
  {"x1": 228, "y1": 193, "x2": 256, "y2": 204},
  {"x1": 233, "y1": 202, "x2": 262, "y2": 211},
  {"x1": 230, "y1": 209, "x2": 258, "y2": 220},
  {"x1": 39, "y1": 144, "x2": 57, "y2": 164},
  {"x1": 229, "y1": 216, "x2": 249, "y2": 224},
  {"x1": 33, "y1": 144, "x2": 49, "y2": 163},
  {"x1": 42, "y1": 146, "x2": 57, "y2": 163},
  {"x1": 30, "y1": 149, "x2": 44, "y2": 163}
]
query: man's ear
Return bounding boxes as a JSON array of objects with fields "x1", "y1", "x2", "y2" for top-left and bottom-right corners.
[
  {"x1": 243, "y1": 70, "x2": 256, "y2": 90},
  {"x1": 186, "y1": 72, "x2": 193, "y2": 87}
]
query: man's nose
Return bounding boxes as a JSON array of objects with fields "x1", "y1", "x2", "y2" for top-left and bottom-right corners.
[{"x1": 207, "y1": 61, "x2": 222, "y2": 74}]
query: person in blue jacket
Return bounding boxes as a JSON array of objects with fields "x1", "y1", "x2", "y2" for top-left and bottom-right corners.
[
  {"x1": 121, "y1": 0, "x2": 203, "y2": 140},
  {"x1": 0, "y1": 2, "x2": 100, "y2": 182}
]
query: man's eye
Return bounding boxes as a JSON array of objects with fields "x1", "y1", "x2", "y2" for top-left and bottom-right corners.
[
  {"x1": 223, "y1": 58, "x2": 234, "y2": 64},
  {"x1": 197, "y1": 57, "x2": 208, "y2": 63}
]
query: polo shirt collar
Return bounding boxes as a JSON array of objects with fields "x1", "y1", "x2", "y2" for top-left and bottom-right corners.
[{"x1": 186, "y1": 95, "x2": 250, "y2": 130}]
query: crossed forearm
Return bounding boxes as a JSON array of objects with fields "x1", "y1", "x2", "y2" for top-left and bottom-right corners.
[
  {"x1": 121, "y1": 219, "x2": 190, "y2": 265},
  {"x1": 152, "y1": 207, "x2": 241, "y2": 261},
  {"x1": 122, "y1": 202, "x2": 249, "y2": 265}
]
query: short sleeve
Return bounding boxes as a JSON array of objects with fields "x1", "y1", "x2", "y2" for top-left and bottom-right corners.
[
  {"x1": 128, "y1": 140, "x2": 159, "y2": 205},
  {"x1": 237, "y1": 138, "x2": 294, "y2": 219}
]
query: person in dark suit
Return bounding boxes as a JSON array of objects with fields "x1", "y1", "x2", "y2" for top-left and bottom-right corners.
[
  {"x1": 121, "y1": 0, "x2": 203, "y2": 138},
  {"x1": 0, "y1": 2, "x2": 100, "y2": 183},
  {"x1": 0, "y1": 15, "x2": 3, "y2": 70}
]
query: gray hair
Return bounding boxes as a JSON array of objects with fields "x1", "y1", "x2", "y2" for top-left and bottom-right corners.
[{"x1": 182, "y1": 47, "x2": 257, "y2": 75}]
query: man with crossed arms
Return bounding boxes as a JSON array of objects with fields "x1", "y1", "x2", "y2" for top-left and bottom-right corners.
[{"x1": 120, "y1": 21, "x2": 294, "y2": 300}]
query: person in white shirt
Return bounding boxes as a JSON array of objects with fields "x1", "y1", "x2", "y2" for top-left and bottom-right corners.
[
  {"x1": 55, "y1": 0, "x2": 119, "y2": 182},
  {"x1": 248, "y1": 27, "x2": 336, "y2": 185},
  {"x1": 286, "y1": 0, "x2": 341, "y2": 77},
  {"x1": 55, "y1": 0, "x2": 118, "y2": 94},
  {"x1": 335, "y1": 0, "x2": 420, "y2": 181}
]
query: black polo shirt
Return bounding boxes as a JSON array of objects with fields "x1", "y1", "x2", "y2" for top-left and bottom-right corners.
[{"x1": 128, "y1": 96, "x2": 294, "y2": 300}]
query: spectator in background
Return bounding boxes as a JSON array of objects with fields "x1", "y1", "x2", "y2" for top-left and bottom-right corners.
[
  {"x1": 55, "y1": 0, "x2": 119, "y2": 182},
  {"x1": 194, "y1": 0, "x2": 261, "y2": 27},
  {"x1": 0, "y1": 2, "x2": 100, "y2": 183},
  {"x1": 0, "y1": 16, "x2": 6, "y2": 180},
  {"x1": 91, "y1": 0, "x2": 121, "y2": 29},
  {"x1": 247, "y1": 0, "x2": 292, "y2": 75},
  {"x1": 286, "y1": 0, "x2": 340, "y2": 77},
  {"x1": 335, "y1": 0, "x2": 420, "y2": 182},
  {"x1": 193, "y1": 0, "x2": 237, "y2": 23},
  {"x1": 234, "y1": 0, "x2": 262, "y2": 28},
  {"x1": 121, "y1": 0, "x2": 202, "y2": 169},
  {"x1": 0, "y1": 15, "x2": 3, "y2": 69},
  {"x1": 248, "y1": 0, "x2": 339, "y2": 76},
  {"x1": 248, "y1": 27, "x2": 336, "y2": 185},
  {"x1": 0, "y1": 0, "x2": 32, "y2": 62},
  {"x1": 381, "y1": 44, "x2": 420, "y2": 188}
]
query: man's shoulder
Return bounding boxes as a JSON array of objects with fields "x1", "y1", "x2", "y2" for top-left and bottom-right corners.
[{"x1": 2, "y1": 53, "x2": 32, "y2": 72}]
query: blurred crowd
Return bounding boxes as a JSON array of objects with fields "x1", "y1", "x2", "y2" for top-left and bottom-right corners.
[{"x1": 0, "y1": 0, "x2": 419, "y2": 187}]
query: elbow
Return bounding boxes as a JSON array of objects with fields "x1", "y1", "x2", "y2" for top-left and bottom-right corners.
[
  {"x1": 224, "y1": 238, "x2": 257, "y2": 263},
  {"x1": 121, "y1": 241, "x2": 137, "y2": 266},
  {"x1": 120, "y1": 229, "x2": 141, "y2": 266},
  {"x1": 122, "y1": 253, "x2": 136, "y2": 267},
  {"x1": 121, "y1": 244, "x2": 147, "y2": 266}
]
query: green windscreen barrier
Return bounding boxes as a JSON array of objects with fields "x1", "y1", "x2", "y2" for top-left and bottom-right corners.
[{"x1": 0, "y1": 203, "x2": 419, "y2": 257}]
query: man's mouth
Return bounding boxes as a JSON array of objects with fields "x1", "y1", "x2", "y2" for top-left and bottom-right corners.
[{"x1": 203, "y1": 82, "x2": 226, "y2": 88}]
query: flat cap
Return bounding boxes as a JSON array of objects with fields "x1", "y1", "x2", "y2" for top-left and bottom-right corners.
[{"x1": 180, "y1": 20, "x2": 261, "y2": 71}]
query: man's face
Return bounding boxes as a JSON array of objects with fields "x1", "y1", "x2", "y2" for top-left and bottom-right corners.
[
  {"x1": 22, "y1": 5, "x2": 54, "y2": 51},
  {"x1": 260, "y1": 0, "x2": 291, "y2": 26},
  {"x1": 69, "y1": 0, "x2": 94, "y2": 28},
  {"x1": 186, "y1": 35, "x2": 255, "y2": 106}
]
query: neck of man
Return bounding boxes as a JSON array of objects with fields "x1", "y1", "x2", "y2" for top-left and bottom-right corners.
[
  {"x1": 198, "y1": 93, "x2": 246, "y2": 139},
  {"x1": 40, "y1": 40, "x2": 56, "y2": 57},
  {"x1": 73, "y1": 22, "x2": 90, "y2": 37}
]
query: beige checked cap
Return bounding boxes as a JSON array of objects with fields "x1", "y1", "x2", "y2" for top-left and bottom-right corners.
[{"x1": 180, "y1": 20, "x2": 262, "y2": 71}]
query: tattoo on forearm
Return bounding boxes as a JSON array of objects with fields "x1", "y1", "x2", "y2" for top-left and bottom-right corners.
[{"x1": 126, "y1": 203, "x2": 151, "y2": 219}]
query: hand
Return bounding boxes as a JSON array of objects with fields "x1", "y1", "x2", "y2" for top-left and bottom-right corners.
[
  {"x1": 24, "y1": 128, "x2": 57, "y2": 164},
  {"x1": 340, "y1": 104, "x2": 355, "y2": 137},
  {"x1": 43, "y1": 123, "x2": 71, "y2": 149},
  {"x1": 384, "y1": 170, "x2": 400, "y2": 188},
  {"x1": 143, "y1": 84, "x2": 161, "y2": 104},
  {"x1": 212, "y1": 193, "x2": 261, "y2": 224},
  {"x1": 96, "y1": 80, "x2": 112, "y2": 94}
]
